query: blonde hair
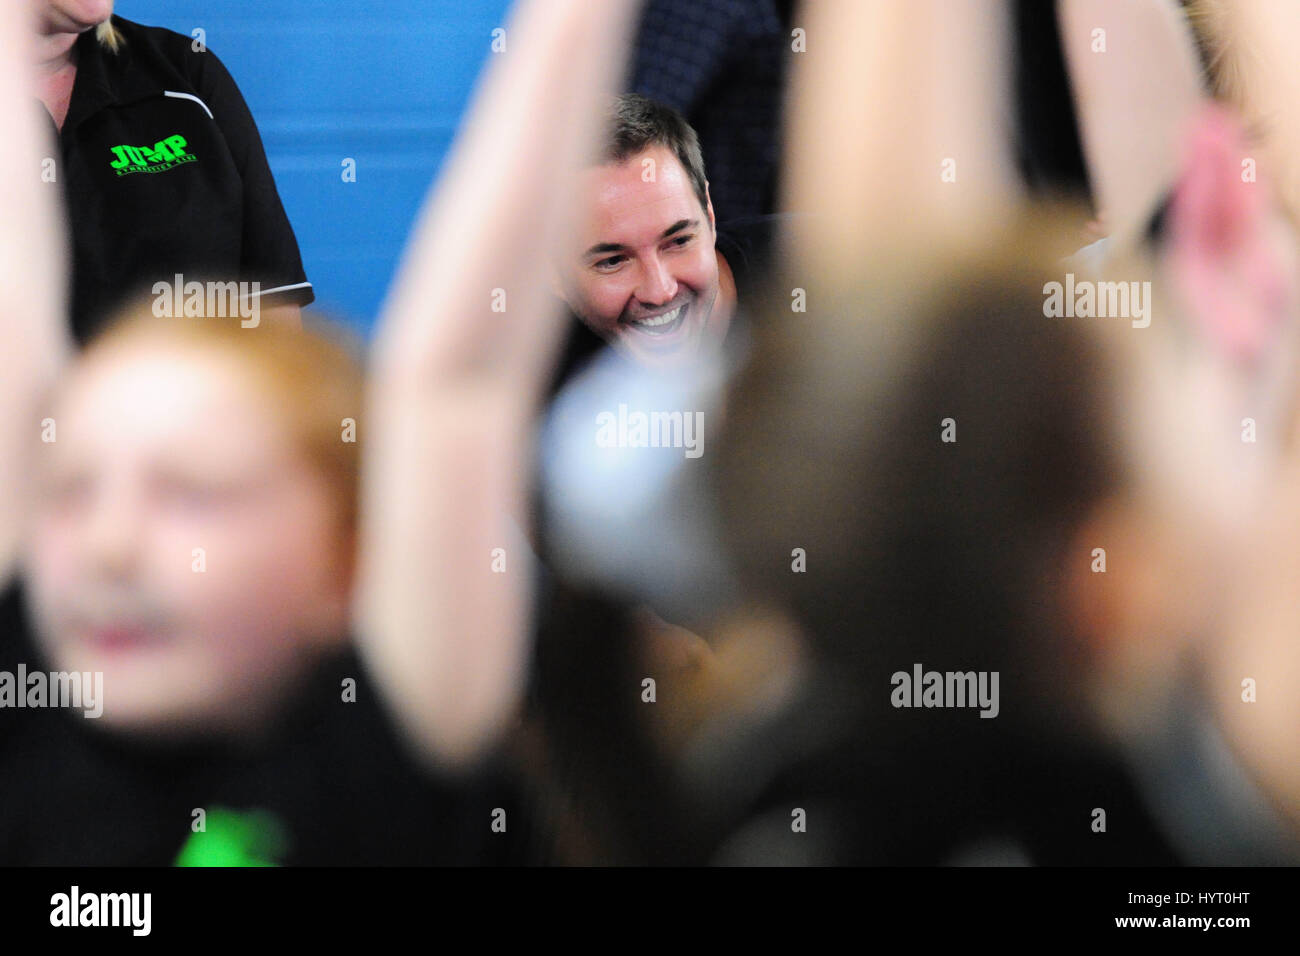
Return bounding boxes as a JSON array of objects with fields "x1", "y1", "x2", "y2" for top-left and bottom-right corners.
[{"x1": 95, "y1": 19, "x2": 123, "y2": 54}]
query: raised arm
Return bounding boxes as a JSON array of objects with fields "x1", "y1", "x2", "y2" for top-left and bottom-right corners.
[
  {"x1": 0, "y1": 1, "x2": 70, "y2": 584},
  {"x1": 781, "y1": 0, "x2": 1022, "y2": 275},
  {"x1": 356, "y1": 0, "x2": 642, "y2": 768},
  {"x1": 1059, "y1": 0, "x2": 1204, "y2": 244}
]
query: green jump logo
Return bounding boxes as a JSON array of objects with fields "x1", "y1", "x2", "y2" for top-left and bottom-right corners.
[{"x1": 109, "y1": 134, "x2": 196, "y2": 176}]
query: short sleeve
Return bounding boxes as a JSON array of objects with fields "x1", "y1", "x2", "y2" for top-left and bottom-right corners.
[{"x1": 192, "y1": 50, "x2": 314, "y2": 308}]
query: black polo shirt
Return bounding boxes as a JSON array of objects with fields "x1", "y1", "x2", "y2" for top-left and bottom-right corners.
[{"x1": 56, "y1": 16, "x2": 313, "y2": 342}]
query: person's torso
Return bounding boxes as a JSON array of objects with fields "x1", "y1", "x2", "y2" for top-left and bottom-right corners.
[{"x1": 57, "y1": 20, "x2": 246, "y2": 340}]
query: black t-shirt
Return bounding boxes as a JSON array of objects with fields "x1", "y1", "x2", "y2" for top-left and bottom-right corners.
[
  {"x1": 699, "y1": 670, "x2": 1190, "y2": 866},
  {"x1": 0, "y1": 580, "x2": 523, "y2": 866},
  {"x1": 57, "y1": 17, "x2": 314, "y2": 343}
]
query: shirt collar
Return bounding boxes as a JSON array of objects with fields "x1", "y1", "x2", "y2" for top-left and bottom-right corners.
[{"x1": 63, "y1": 20, "x2": 164, "y2": 134}]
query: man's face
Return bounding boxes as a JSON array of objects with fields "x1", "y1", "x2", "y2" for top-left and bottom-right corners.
[
  {"x1": 562, "y1": 145, "x2": 725, "y2": 369},
  {"x1": 23, "y1": 339, "x2": 349, "y2": 736}
]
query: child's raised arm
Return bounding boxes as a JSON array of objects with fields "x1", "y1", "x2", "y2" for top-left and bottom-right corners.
[
  {"x1": 0, "y1": 2, "x2": 70, "y2": 585},
  {"x1": 356, "y1": 0, "x2": 642, "y2": 768},
  {"x1": 782, "y1": 0, "x2": 1022, "y2": 276}
]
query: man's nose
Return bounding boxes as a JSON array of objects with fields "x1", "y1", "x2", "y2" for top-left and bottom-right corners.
[{"x1": 634, "y1": 255, "x2": 677, "y2": 307}]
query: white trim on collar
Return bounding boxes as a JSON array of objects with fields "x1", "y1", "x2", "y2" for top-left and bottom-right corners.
[{"x1": 163, "y1": 90, "x2": 214, "y2": 120}]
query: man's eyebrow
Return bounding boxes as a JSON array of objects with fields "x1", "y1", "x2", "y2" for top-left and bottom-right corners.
[
  {"x1": 583, "y1": 219, "x2": 700, "y2": 259},
  {"x1": 584, "y1": 240, "x2": 628, "y2": 258},
  {"x1": 659, "y1": 218, "x2": 698, "y2": 239}
]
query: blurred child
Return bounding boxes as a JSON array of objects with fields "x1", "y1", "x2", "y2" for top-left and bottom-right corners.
[
  {"x1": 1, "y1": 309, "x2": 506, "y2": 864},
  {"x1": 23, "y1": 313, "x2": 358, "y2": 737}
]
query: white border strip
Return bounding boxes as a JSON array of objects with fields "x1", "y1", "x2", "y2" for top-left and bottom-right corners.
[
  {"x1": 163, "y1": 90, "x2": 215, "y2": 120},
  {"x1": 244, "y1": 281, "x2": 314, "y2": 300}
]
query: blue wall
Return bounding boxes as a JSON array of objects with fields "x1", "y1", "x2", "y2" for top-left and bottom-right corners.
[{"x1": 118, "y1": 0, "x2": 513, "y2": 335}]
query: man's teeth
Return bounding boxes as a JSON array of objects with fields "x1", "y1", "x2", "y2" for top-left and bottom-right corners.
[{"x1": 633, "y1": 304, "x2": 683, "y2": 329}]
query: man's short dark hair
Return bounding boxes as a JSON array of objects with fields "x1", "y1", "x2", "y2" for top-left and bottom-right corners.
[{"x1": 604, "y1": 93, "x2": 710, "y2": 220}]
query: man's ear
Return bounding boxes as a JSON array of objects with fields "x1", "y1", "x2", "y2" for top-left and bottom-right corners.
[
  {"x1": 704, "y1": 180, "x2": 716, "y2": 236},
  {"x1": 1166, "y1": 104, "x2": 1293, "y2": 364}
]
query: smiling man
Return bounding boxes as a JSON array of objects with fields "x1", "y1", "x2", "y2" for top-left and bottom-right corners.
[{"x1": 555, "y1": 94, "x2": 774, "y2": 375}]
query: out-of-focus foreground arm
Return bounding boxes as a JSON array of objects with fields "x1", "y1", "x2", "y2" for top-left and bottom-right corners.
[
  {"x1": 356, "y1": 0, "x2": 643, "y2": 770},
  {"x1": 0, "y1": 2, "x2": 70, "y2": 585}
]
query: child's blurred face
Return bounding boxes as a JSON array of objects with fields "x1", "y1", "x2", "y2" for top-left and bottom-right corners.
[{"x1": 23, "y1": 338, "x2": 350, "y2": 736}]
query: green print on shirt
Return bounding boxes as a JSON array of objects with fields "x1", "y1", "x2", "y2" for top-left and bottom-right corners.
[
  {"x1": 174, "y1": 808, "x2": 288, "y2": 867},
  {"x1": 109, "y1": 134, "x2": 196, "y2": 176}
]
